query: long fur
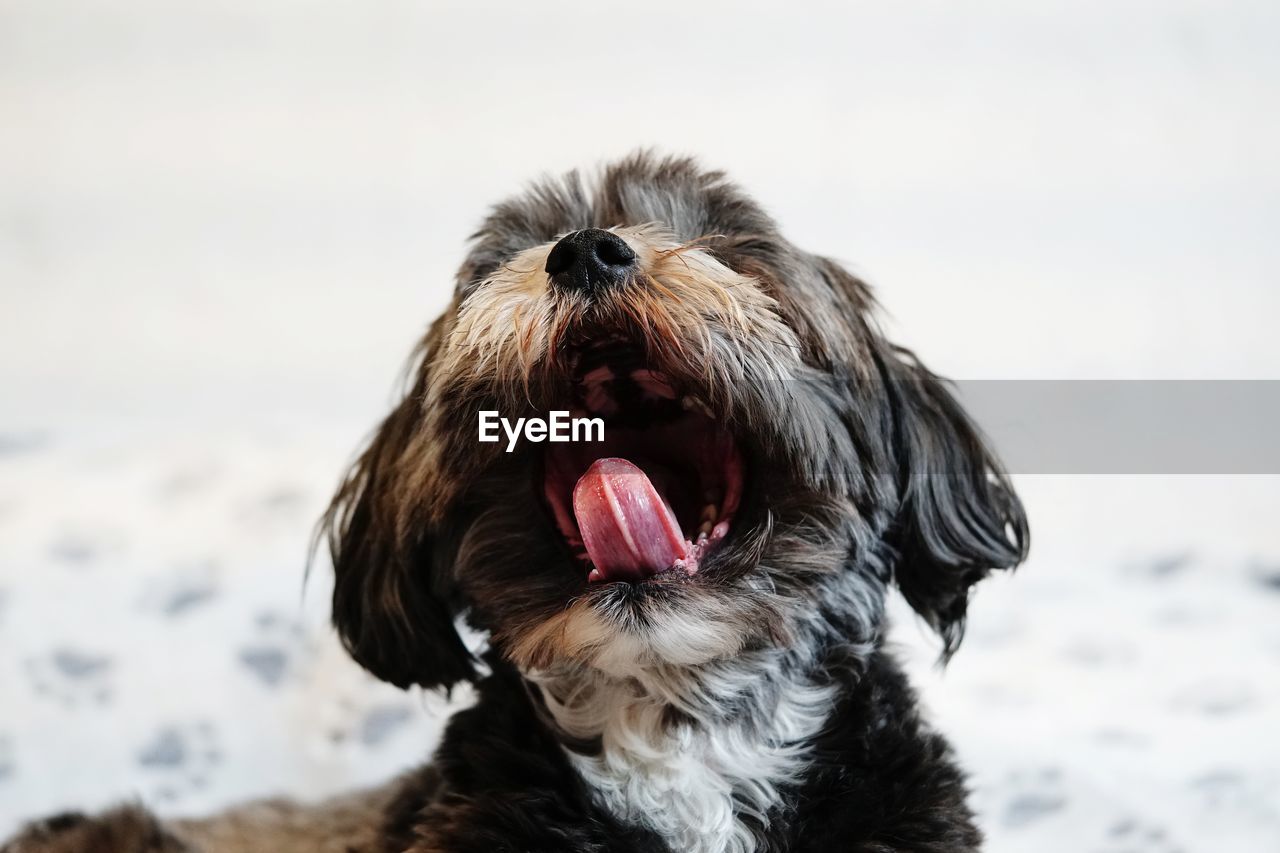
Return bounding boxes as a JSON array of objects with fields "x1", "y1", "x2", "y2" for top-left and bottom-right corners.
[
  {"x1": 4, "y1": 152, "x2": 1028, "y2": 853},
  {"x1": 527, "y1": 656, "x2": 840, "y2": 853}
]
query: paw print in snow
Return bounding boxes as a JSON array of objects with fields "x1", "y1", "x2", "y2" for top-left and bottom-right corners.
[
  {"x1": 1002, "y1": 767, "x2": 1068, "y2": 829},
  {"x1": 236, "y1": 610, "x2": 317, "y2": 688},
  {"x1": 25, "y1": 648, "x2": 114, "y2": 707},
  {"x1": 324, "y1": 695, "x2": 418, "y2": 751},
  {"x1": 1100, "y1": 815, "x2": 1185, "y2": 853},
  {"x1": 0, "y1": 733, "x2": 13, "y2": 782},
  {"x1": 138, "y1": 562, "x2": 220, "y2": 619},
  {"x1": 136, "y1": 721, "x2": 223, "y2": 804}
]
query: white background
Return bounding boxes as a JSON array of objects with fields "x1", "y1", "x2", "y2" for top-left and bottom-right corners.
[{"x1": 2, "y1": 2, "x2": 1278, "y2": 849}]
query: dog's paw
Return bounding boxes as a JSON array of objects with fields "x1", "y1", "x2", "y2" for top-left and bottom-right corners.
[{"x1": 1, "y1": 806, "x2": 187, "y2": 853}]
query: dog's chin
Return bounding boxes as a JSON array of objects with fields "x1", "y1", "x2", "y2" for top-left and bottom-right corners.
[{"x1": 525, "y1": 582, "x2": 754, "y2": 676}]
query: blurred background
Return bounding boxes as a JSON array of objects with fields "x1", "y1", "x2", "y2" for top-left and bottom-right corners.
[{"x1": 2, "y1": 1, "x2": 1278, "y2": 849}]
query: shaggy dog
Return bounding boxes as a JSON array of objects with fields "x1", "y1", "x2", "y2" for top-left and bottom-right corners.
[{"x1": 4, "y1": 153, "x2": 1028, "y2": 853}]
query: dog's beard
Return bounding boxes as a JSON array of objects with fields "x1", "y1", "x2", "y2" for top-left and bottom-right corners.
[
  {"x1": 458, "y1": 487, "x2": 874, "y2": 677},
  {"x1": 419, "y1": 226, "x2": 883, "y2": 675}
]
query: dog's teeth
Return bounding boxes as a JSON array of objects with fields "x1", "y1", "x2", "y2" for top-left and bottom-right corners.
[
  {"x1": 698, "y1": 503, "x2": 717, "y2": 537},
  {"x1": 682, "y1": 395, "x2": 712, "y2": 416}
]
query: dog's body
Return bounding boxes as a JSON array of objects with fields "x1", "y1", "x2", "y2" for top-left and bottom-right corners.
[{"x1": 4, "y1": 154, "x2": 1027, "y2": 853}]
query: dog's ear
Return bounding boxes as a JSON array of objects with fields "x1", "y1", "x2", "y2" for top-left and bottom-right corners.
[
  {"x1": 810, "y1": 257, "x2": 1027, "y2": 656},
  {"x1": 876, "y1": 343, "x2": 1029, "y2": 657},
  {"x1": 318, "y1": 324, "x2": 476, "y2": 691}
]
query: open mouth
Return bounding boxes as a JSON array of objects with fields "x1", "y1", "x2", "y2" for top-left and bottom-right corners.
[{"x1": 543, "y1": 343, "x2": 744, "y2": 585}]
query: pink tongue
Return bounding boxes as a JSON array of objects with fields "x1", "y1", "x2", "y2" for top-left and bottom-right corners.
[{"x1": 572, "y1": 458, "x2": 689, "y2": 582}]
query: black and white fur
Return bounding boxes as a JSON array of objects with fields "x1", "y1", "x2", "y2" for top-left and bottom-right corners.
[{"x1": 3, "y1": 152, "x2": 1028, "y2": 853}]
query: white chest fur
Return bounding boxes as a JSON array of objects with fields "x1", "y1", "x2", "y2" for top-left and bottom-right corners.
[{"x1": 528, "y1": 665, "x2": 836, "y2": 853}]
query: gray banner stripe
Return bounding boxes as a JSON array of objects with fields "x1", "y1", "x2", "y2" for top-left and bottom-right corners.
[{"x1": 952, "y1": 380, "x2": 1280, "y2": 475}]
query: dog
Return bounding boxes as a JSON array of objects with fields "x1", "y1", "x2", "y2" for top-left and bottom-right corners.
[{"x1": 3, "y1": 152, "x2": 1028, "y2": 853}]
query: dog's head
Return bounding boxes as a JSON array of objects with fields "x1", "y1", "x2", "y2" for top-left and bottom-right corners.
[{"x1": 321, "y1": 153, "x2": 1027, "y2": 689}]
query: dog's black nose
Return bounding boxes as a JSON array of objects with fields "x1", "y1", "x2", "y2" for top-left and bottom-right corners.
[{"x1": 544, "y1": 228, "x2": 637, "y2": 293}]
